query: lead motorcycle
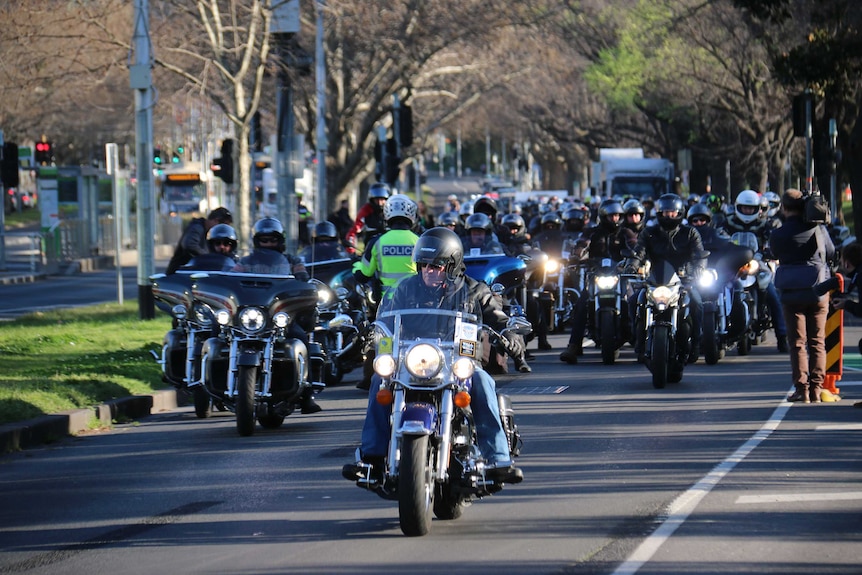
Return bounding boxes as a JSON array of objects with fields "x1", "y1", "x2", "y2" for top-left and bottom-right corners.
[
  {"x1": 731, "y1": 232, "x2": 774, "y2": 351},
  {"x1": 634, "y1": 260, "x2": 693, "y2": 389},
  {"x1": 193, "y1": 271, "x2": 326, "y2": 436},
  {"x1": 584, "y1": 257, "x2": 633, "y2": 365},
  {"x1": 349, "y1": 289, "x2": 528, "y2": 536}
]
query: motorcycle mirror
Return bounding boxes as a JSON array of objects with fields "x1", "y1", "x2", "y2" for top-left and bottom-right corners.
[
  {"x1": 490, "y1": 283, "x2": 505, "y2": 297},
  {"x1": 505, "y1": 315, "x2": 533, "y2": 336}
]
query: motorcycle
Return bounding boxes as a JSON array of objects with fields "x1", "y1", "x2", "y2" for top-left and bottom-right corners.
[
  {"x1": 464, "y1": 251, "x2": 528, "y2": 314},
  {"x1": 351, "y1": 291, "x2": 529, "y2": 536},
  {"x1": 731, "y1": 232, "x2": 774, "y2": 352},
  {"x1": 150, "y1": 270, "x2": 220, "y2": 418},
  {"x1": 635, "y1": 260, "x2": 693, "y2": 389},
  {"x1": 538, "y1": 240, "x2": 582, "y2": 333},
  {"x1": 193, "y1": 271, "x2": 326, "y2": 436},
  {"x1": 310, "y1": 276, "x2": 372, "y2": 385},
  {"x1": 697, "y1": 242, "x2": 757, "y2": 364},
  {"x1": 584, "y1": 257, "x2": 632, "y2": 365}
]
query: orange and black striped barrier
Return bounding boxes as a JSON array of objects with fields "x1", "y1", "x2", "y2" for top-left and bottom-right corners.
[{"x1": 824, "y1": 273, "x2": 844, "y2": 396}]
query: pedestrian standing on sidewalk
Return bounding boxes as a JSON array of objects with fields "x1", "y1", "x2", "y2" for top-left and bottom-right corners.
[{"x1": 768, "y1": 189, "x2": 835, "y2": 403}]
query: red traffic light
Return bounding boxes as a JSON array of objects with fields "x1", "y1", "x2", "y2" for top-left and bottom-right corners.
[{"x1": 35, "y1": 142, "x2": 51, "y2": 152}]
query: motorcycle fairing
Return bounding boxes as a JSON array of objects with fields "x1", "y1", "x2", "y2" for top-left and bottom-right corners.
[{"x1": 398, "y1": 402, "x2": 436, "y2": 436}]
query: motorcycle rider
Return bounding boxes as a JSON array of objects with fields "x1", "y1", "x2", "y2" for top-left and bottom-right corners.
[
  {"x1": 181, "y1": 223, "x2": 239, "y2": 271},
  {"x1": 560, "y1": 199, "x2": 636, "y2": 363},
  {"x1": 532, "y1": 212, "x2": 566, "y2": 259},
  {"x1": 345, "y1": 182, "x2": 390, "y2": 252},
  {"x1": 231, "y1": 217, "x2": 321, "y2": 414},
  {"x1": 622, "y1": 199, "x2": 646, "y2": 237},
  {"x1": 624, "y1": 193, "x2": 708, "y2": 363},
  {"x1": 717, "y1": 190, "x2": 788, "y2": 352},
  {"x1": 353, "y1": 194, "x2": 421, "y2": 390},
  {"x1": 462, "y1": 213, "x2": 506, "y2": 255},
  {"x1": 500, "y1": 213, "x2": 531, "y2": 255},
  {"x1": 165, "y1": 206, "x2": 233, "y2": 274},
  {"x1": 298, "y1": 221, "x2": 351, "y2": 263},
  {"x1": 341, "y1": 227, "x2": 525, "y2": 486}
]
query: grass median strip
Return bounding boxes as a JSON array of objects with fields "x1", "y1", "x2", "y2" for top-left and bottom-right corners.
[{"x1": 0, "y1": 302, "x2": 171, "y2": 426}]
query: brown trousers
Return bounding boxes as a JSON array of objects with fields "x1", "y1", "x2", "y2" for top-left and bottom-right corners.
[{"x1": 781, "y1": 296, "x2": 829, "y2": 392}]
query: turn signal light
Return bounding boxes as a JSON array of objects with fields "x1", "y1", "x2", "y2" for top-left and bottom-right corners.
[
  {"x1": 454, "y1": 390, "x2": 471, "y2": 408},
  {"x1": 376, "y1": 388, "x2": 394, "y2": 406}
]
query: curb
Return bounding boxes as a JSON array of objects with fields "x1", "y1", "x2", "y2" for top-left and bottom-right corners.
[{"x1": 0, "y1": 389, "x2": 179, "y2": 454}]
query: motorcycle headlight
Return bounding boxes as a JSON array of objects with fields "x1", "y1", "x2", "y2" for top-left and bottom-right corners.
[
  {"x1": 698, "y1": 269, "x2": 718, "y2": 289},
  {"x1": 405, "y1": 343, "x2": 443, "y2": 379},
  {"x1": 594, "y1": 275, "x2": 619, "y2": 290},
  {"x1": 453, "y1": 357, "x2": 475, "y2": 380},
  {"x1": 373, "y1": 354, "x2": 396, "y2": 378},
  {"x1": 649, "y1": 285, "x2": 679, "y2": 308},
  {"x1": 193, "y1": 302, "x2": 214, "y2": 327},
  {"x1": 745, "y1": 259, "x2": 760, "y2": 275},
  {"x1": 171, "y1": 304, "x2": 187, "y2": 321},
  {"x1": 545, "y1": 259, "x2": 560, "y2": 274},
  {"x1": 239, "y1": 308, "x2": 266, "y2": 332},
  {"x1": 273, "y1": 311, "x2": 290, "y2": 328},
  {"x1": 215, "y1": 309, "x2": 232, "y2": 326}
]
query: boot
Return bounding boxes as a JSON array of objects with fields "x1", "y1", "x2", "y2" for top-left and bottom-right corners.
[
  {"x1": 300, "y1": 390, "x2": 322, "y2": 414},
  {"x1": 777, "y1": 335, "x2": 789, "y2": 353},
  {"x1": 538, "y1": 334, "x2": 552, "y2": 351},
  {"x1": 559, "y1": 344, "x2": 579, "y2": 364},
  {"x1": 787, "y1": 387, "x2": 810, "y2": 403},
  {"x1": 513, "y1": 356, "x2": 532, "y2": 373},
  {"x1": 809, "y1": 385, "x2": 824, "y2": 403}
]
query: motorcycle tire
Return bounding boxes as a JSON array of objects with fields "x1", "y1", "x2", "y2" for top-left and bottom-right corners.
[
  {"x1": 599, "y1": 310, "x2": 619, "y2": 365},
  {"x1": 258, "y1": 413, "x2": 285, "y2": 429},
  {"x1": 703, "y1": 313, "x2": 721, "y2": 366},
  {"x1": 738, "y1": 333, "x2": 752, "y2": 356},
  {"x1": 433, "y1": 482, "x2": 465, "y2": 521},
  {"x1": 193, "y1": 386, "x2": 212, "y2": 419},
  {"x1": 236, "y1": 365, "x2": 257, "y2": 437},
  {"x1": 398, "y1": 434, "x2": 434, "y2": 537},
  {"x1": 650, "y1": 325, "x2": 669, "y2": 389}
]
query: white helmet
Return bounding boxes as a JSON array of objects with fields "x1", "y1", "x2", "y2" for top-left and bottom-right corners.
[
  {"x1": 734, "y1": 190, "x2": 761, "y2": 224},
  {"x1": 763, "y1": 191, "x2": 781, "y2": 218},
  {"x1": 383, "y1": 193, "x2": 417, "y2": 225}
]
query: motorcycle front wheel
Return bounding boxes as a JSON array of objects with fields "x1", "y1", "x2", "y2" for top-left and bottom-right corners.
[
  {"x1": 398, "y1": 434, "x2": 434, "y2": 537},
  {"x1": 703, "y1": 312, "x2": 721, "y2": 365},
  {"x1": 650, "y1": 325, "x2": 669, "y2": 389},
  {"x1": 193, "y1": 386, "x2": 212, "y2": 419},
  {"x1": 599, "y1": 309, "x2": 619, "y2": 365},
  {"x1": 236, "y1": 365, "x2": 257, "y2": 437}
]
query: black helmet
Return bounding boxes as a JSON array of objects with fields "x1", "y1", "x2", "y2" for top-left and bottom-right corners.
[
  {"x1": 655, "y1": 193, "x2": 684, "y2": 230},
  {"x1": 686, "y1": 203, "x2": 712, "y2": 223},
  {"x1": 412, "y1": 227, "x2": 465, "y2": 280},
  {"x1": 465, "y1": 212, "x2": 494, "y2": 233},
  {"x1": 438, "y1": 211, "x2": 460, "y2": 228},
  {"x1": 252, "y1": 217, "x2": 286, "y2": 251},
  {"x1": 562, "y1": 208, "x2": 587, "y2": 233},
  {"x1": 314, "y1": 221, "x2": 338, "y2": 241},
  {"x1": 541, "y1": 212, "x2": 562, "y2": 230},
  {"x1": 207, "y1": 223, "x2": 238, "y2": 253},
  {"x1": 598, "y1": 199, "x2": 624, "y2": 230},
  {"x1": 623, "y1": 198, "x2": 645, "y2": 217},
  {"x1": 368, "y1": 182, "x2": 391, "y2": 200},
  {"x1": 473, "y1": 196, "x2": 499, "y2": 220},
  {"x1": 501, "y1": 213, "x2": 526, "y2": 237}
]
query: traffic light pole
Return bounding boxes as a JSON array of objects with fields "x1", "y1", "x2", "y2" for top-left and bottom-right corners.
[{"x1": 131, "y1": 0, "x2": 155, "y2": 319}]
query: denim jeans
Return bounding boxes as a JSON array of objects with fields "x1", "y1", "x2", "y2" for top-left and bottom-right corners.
[{"x1": 360, "y1": 370, "x2": 511, "y2": 465}]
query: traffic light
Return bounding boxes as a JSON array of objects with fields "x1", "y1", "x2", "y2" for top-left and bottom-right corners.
[
  {"x1": 212, "y1": 138, "x2": 234, "y2": 184},
  {"x1": 34, "y1": 140, "x2": 53, "y2": 166},
  {"x1": 153, "y1": 146, "x2": 164, "y2": 166},
  {"x1": 172, "y1": 144, "x2": 185, "y2": 163},
  {"x1": 1, "y1": 142, "x2": 20, "y2": 187},
  {"x1": 398, "y1": 105, "x2": 413, "y2": 147}
]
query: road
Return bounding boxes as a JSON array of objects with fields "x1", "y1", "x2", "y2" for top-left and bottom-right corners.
[{"x1": 1, "y1": 335, "x2": 861, "y2": 574}]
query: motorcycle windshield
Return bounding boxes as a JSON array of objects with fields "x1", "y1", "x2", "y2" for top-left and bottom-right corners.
[{"x1": 375, "y1": 279, "x2": 482, "y2": 363}]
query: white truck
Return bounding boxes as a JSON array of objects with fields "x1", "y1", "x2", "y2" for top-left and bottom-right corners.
[{"x1": 590, "y1": 148, "x2": 674, "y2": 200}]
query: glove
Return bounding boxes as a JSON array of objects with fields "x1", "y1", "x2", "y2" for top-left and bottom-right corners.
[{"x1": 501, "y1": 333, "x2": 525, "y2": 358}]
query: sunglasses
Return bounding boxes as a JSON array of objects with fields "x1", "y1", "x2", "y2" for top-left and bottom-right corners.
[{"x1": 213, "y1": 239, "x2": 234, "y2": 247}]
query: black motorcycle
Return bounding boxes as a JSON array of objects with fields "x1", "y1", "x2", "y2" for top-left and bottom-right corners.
[
  {"x1": 584, "y1": 257, "x2": 632, "y2": 365},
  {"x1": 193, "y1": 271, "x2": 325, "y2": 436}
]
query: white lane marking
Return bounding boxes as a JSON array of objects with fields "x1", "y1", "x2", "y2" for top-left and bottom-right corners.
[
  {"x1": 611, "y1": 397, "x2": 794, "y2": 575},
  {"x1": 736, "y1": 492, "x2": 862, "y2": 504},
  {"x1": 816, "y1": 424, "x2": 862, "y2": 431}
]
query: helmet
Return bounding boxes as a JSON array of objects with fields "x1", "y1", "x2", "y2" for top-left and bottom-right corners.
[
  {"x1": 383, "y1": 193, "x2": 417, "y2": 225},
  {"x1": 252, "y1": 217, "x2": 286, "y2": 251},
  {"x1": 501, "y1": 213, "x2": 526, "y2": 237},
  {"x1": 763, "y1": 191, "x2": 781, "y2": 218},
  {"x1": 465, "y1": 212, "x2": 494, "y2": 233},
  {"x1": 313, "y1": 221, "x2": 338, "y2": 241},
  {"x1": 207, "y1": 223, "x2": 238, "y2": 253},
  {"x1": 459, "y1": 201, "x2": 474, "y2": 220},
  {"x1": 655, "y1": 193, "x2": 684, "y2": 230},
  {"x1": 562, "y1": 208, "x2": 587, "y2": 232},
  {"x1": 687, "y1": 194, "x2": 701, "y2": 205},
  {"x1": 598, "y1": 199, "x2": 624, "y2": 230},
  {"x1": 703, "y1": 193, "x2": 723, "y2": 213},
  {"x1": 412, "y1": 227, "x2": 464, "y2": 280},
  {"x1": 686, "y1": 203, "x2": 712, "y2": 223},
  {"x1": 438, "y1": 211, "x2": 460, "y2": 228},
  {"x1": 734, "y1": 190, "x2": 761, "y2": 224},
  {"x1": 473, "y1": 196, "x2": 499, "y2": 220},
  {"x1": 541, "y1": 212, "x2": 562, "y2": 230},
  {"x1": 368, "y1": 182, "x2": 391, "y2": 200}
]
